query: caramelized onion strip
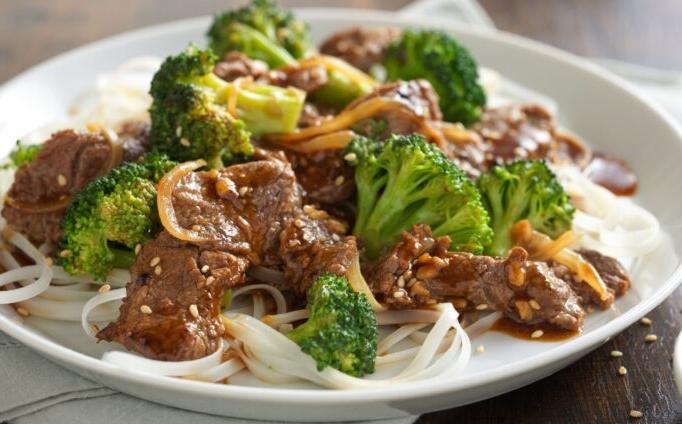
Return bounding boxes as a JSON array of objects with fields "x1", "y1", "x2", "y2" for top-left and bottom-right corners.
[
  {"x1": 5, "y1": 195, "x2": 72, "y2": 213},
  {"x1": 276, "y1": 130, "x2": 357, "y2": 153},
  {"x1": 287, "y1": 55, "x2": 377, "y2": 89},
  {"x1": 157, "y1": 160, "x2": 209, "y2": 243}
]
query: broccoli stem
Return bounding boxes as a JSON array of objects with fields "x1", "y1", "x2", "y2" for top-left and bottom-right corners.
[
  {"x1": 110, "y1": 247, "x2": 137, "y2": 270},
  {"x1": 309, "y1": 71, "x2": 372, "y2": 110},
  {"x1": 229, "y1": 23, "x2": 296, "y2": 68}
]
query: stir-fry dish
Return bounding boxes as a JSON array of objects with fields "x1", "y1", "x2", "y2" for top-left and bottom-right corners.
[{"x1": 0, "y1": 0, "x2": 662, "y2": 388}]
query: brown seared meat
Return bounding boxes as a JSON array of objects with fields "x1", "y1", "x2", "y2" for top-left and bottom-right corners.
[
  {"x1": 320, "y1": 26, "x2": 402, "y2": 72},
  {"x1": 117, "y1": 120, "x2": 150, "y2": 162},
  {"x1": 279, "y1": 206, "x2": 356, "y2": 294},
  {"x1": 98, "y1": 231, "x2": 248, "y2": 361},
  {"x1": 578, "y1": 249, "x2": 631, "y2": 297},
  {"x1": 367, "y1": 225, "x2": 584, "y2": 330},
  {"x1": 297, "y1": 103, "x2": 334, "y2": 128},
  {"x1": 285, "y1": 149, "x2": 354, "y2": 204},
  {"x1": 2, "y1": 130, "x2": 114, "y2": 244},
  {"x1": 269, "y1": 64, "x2": 328, "y2": 93},
  {"x1": 172, "y1": 152, "x2": 301, "y2": 264},
  {"x1": 214, "y1": 52, "x2": 269, "y2": 82}
]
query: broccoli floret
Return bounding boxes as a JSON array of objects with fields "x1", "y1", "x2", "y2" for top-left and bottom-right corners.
[
  {"x1": 382, "y1": 30, "x2": 486, "y2": 125},
  {"x1": 207, "y1": 2, "x2": 373, "y2": 109},
  {"x1": 149, "y1": 45, "x2": 305, "y2": 167},
  {"x1": 347, "y1": 134, "x2": 492, "y2": 259},
  {"x1": 58, "y1": 153, "x2": 176, "y2": 279},
  {"x1": 6, "y1": 141, "x2": 42, "y2": 168},
  {"x1": 208, "y1": 0, "x2": 313, "y2": 66},
  {"x1": 478, "y1": 160, "x2": 575, "y2": 257},
  {"x1": 287, "y1": 274, "x2": 377, "y2": 377}
]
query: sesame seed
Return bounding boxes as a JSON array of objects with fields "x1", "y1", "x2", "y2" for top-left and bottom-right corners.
[
  {"x1": 154, "y1": 265, "x2": 162, "y2": 275},
  {"x1": 618, "y1": 366, "x2": 627, "y2": 376},
  {"x1": 610, "y1": 350, "x2": 623, "y2": 358},
  {"x1": 397, "y1": 276, "x2": 405, "y2": 288},
  {"x1": 294, "y1": 219, "x2": 305, "y2": 228},
  {"x1": 640, "y1": 317, "x2": 652, "y2": 326},
  {"x1": 57, "y1": 174, "x2": 67, "y2": 186},
  {"x1": 176, "y1": 126, "x2": 183, "y2": 137},
  {"x1": 140, "y1": 305, "x2": 152, "y2": 314},
  {"x1": 44, "y1": 257, "x2": 53, "y2": 266},
  {"x1": 239, "y1": 186, "x2": 249, "y2": 196},
  {"x1": 180, "y1": 138, "x2": 190, "y2": 147},
  {"x1": 189, "y1": 304, "x2": 199, "y2": 318},
  {"x1": 149, "y1": 257, "x2": 160, "y2": 267},
  {"x1": 331, "y1": 233, "x2": 340, "y2": 241},
  {"x1": 529, "y1": 299, "x2": 541, "y2": 310},
  {"x1": 476, "y1": 303, "x2": 488, "y2": 311},
  {"x1": 476, "y1": 345, "x2": 485, "y2": 354},
  {"x1": 393, "y1": 290, "x2": 405, "y2": 298},
  {"x1": 645, "y1": 334, "x2": 658, "y2": 343},
  {"x1": 191, "y1": 224, "x2": 202, "y2": 231},
  {"x1": 206, "y1": 276, "x2": 216, "y2": 286},
  {"x1": 98, "y1": 284, "x2": 111, "y2": 294},
  {"x1": 343, "y1": 152, "x2": 357, "y2": 162},
  {"x1": 16, "y1": 307, "x2": 30, "y2": 317},
  {"x1": 201, "y1": 265, "x2": 210, "y2": 273},
  {"x1": 629, "y1": 410, "x2": 643, "y2": 418},
  {"x1": 334, "y1": 175, "x2": 345, "y2": 186},
  {"x1": 531, "y1": 330, "x2": 544, "y2": 339},
  {"x1": 59, "y1": 249, "x2": 72, "y2": 258},
  {"x1": 134, "y1": 244, "x2": 141, "y2": 255}
]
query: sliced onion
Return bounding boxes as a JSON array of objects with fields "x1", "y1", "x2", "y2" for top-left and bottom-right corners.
[
  {"x1": 157, "y1": 160, "x2": 208, "y2": 243},
  {"x1": 102, "y1": 339, "x2": 225, "y2": 377},
  {"x1": 347, "y1": 255, "x2": 384, "y2": 311},
  {"x1": 81, "y1": 287, "x2": 126, "y2": 337},
  {"x1": 283, "y1": 55, "x2": 377, "y2": 89},
  {"x1": 282, "y1": 130, "x2": 356, "y2": 153},
  {"x1": 5, "y1": 195, "x2": 72, "y2": 213}
]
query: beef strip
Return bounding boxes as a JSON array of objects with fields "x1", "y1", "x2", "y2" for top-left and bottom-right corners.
[
  {"x1": 578, "y1": 249, "x2": 631, "y2": 297},
  {"x1": 117, "y1": 120, "x2": 150, "y2": 162},
  {"x1": 366, "y1": 225, "x2": 584, "y2": 330},
  {"x1": 97, "y1": 231, "x2": 249, "y2": 361},
  {"x1": 297, "y1": 103, "x2": 334, "y2": 128},
  {"x1": 285, "y1": 149, "x2": 355, "y2": 205},
  {"x1": 213, "y1": 51, "x2": 269, "y2": 82},
  {"x1": 2, "y1": 130, "x2": 114, "y2": 245},
  {"x1": 278, "y1": 206, "x2": 356, "y2": 294},
  {"x1": 319, "y1": 26, "x2": 402, "y2": 72},
  {"x1": 268, "y1": 64, "x2": 328, "y2": 93}
]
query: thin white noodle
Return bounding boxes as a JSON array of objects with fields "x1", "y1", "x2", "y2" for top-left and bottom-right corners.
[
  {"x1": 102, "y1": 339, "x2": 225, "y2": 377},
  {"x1": 21, "y1": 296, "x2": 118, "y2": 322},
  {"x1": 81, "y1": 288, "x2": 126, "y2": 337},
  {"x1": 0, "y1": 231, "x2": 53, "y2": 304},
  {"x1": 188, "y1": 357, "x2": 245, "y2": 383},
  {"x1": 252, "y1": 293, "x2": 265, "y2": 319},
  {"x1": 231, "y1": 284, "x2": 287, "y2": 314},
  {"x1": 377, "y1": 323, "x2": 428, "y2": 355}
]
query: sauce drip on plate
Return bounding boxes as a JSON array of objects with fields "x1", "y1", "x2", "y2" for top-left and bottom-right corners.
[
  {"x1": 584, "y1": 153, "x2": 638, "y2": 196},
  {"x1": 490, "y1": 317, "x2": 580, "y2": 342}
]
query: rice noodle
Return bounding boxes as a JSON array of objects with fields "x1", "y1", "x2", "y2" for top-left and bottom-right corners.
[
  {"x1": 102, "y1": 339, "x2": 225, "y2": 377},
  {"x1": 247, "y1": 266, "x2": 286, "y2": 286},
  {"x1": 0, "y1": 230, "x2": 53, "y2": 304},
  {"x1": 157, "y1": 160, "x2": 208, "y2": 242},
  {"x1": 81, "y1": 287, "x2": 127, "y2": 337},
  {"x1": 231, "y1": 283, "x2": 287, "y2": 315},
  {"x1": 222, "y1": 303, "x2": 471, "y2": 389}
]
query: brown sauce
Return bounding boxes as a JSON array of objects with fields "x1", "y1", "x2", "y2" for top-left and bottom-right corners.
[
  {"x1": 584, "y1": 153, "x2": 638, "y2": 196},
  {"x1": 490, "y1": 317, "x2": 580, "y2": 342}
]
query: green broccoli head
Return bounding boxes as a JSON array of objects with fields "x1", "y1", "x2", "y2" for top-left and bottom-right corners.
[
  {"x1": 478, "y1": 160, "x2": 575, "y2": 257},
  {"x1": 6, "y1": 141, "x2": 42, "y2": 168},
  {"x1": 347, "y1": 134, "x2": 492, "y2": 259},
  {"x1": 58, "y1": 153, "x2": 176, "y2": 279},
  {"x1": 287, "y1": 273, "x2": 377, "y2": 377},
  {"x1": 207, "y1": 0, "x2": 313, "y2": 67},
  {"x1": 149, "y1": 44, "x2": 305, "y2": 167},
  {"x1": 382, "y1": 29, "x2": 486, "y2": 125}
]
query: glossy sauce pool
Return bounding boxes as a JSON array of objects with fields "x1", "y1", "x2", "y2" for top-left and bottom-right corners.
[
  {"x1": 490, "y1": 317, "x2": 580, "y2": 342},
  {"x1": 584, "y1": 153, "x2": 638, "y2": 196}
]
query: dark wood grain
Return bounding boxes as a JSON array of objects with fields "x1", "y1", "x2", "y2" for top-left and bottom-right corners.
[{"x1": 1, "y1": 1, "x2": 681, "y2": 423}]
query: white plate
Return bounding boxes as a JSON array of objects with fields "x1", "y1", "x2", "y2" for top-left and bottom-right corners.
[{"x1": 1, "y1": 8, "x2": 682, "y2": 422}]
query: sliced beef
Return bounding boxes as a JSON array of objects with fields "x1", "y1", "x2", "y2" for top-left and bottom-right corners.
[
  {"x1": 97, "y1": 231, "x2": 248, "y2": 361},
  {"x1": 117, "y1": 120, "x2": 150, "y2": 162},
  {"x1": 2, "y1": 130, "x2": 114, "y2": 245},
  {"x1": 268, "y1": 64, "x2": 328, "y2": 93},
  {"x1": 285, "y1": 149, "x2": 354, "y2": 204},
  {"x1": 214, "y1": 51, "x2": 269, "y2": 82},
  {"x1": 366, "y1": 225, "x2": 584, "y2": 330},
  {"x1": 320, "y1": 26, "x2": 402, "y2": 72},
  {"x1": 278, "y1": 206, "x2": 356, "y2": 294},
  {"x1": 297, "y1": 103, "x2": 334, "y2": 128},
  {"x1": 578, "y1": 249, "x2": 631, "y2": 297}
]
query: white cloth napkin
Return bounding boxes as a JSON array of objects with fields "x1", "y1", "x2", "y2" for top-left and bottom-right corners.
[{"x1": 1, "y1": 0, "x2": 681, "y2": 423}]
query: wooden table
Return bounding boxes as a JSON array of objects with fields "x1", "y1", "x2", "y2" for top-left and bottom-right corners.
[{"x1": 1, "y1": 1, "x2": 681, "y2": 423}]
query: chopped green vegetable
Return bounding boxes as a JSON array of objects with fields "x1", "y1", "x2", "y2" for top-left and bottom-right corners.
[
  {"x1": 6, "y1": 141, "x2": 42, "y2": 168},
  {"x1": 382, "y1": 29, "x2": 486, "y2": 125},
  {"x1": 288, "y1": 273, "x2": 377, "y2": 377},
  {"x1": 478, "y1": 160, "x2": 575, "y2": 257},
  {"x1": 347, "y1": 134, "x2": 492, "y2": 259}
]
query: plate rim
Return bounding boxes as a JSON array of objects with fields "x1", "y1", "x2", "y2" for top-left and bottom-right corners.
[{"x1": 0, "y1": 7, "x2": 681, "y2": 405}]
